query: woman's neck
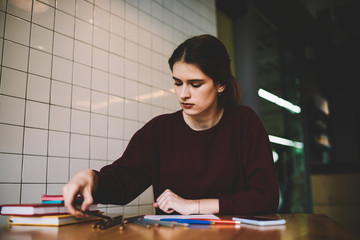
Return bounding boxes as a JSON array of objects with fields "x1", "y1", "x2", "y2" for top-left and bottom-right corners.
[{"x1": 183, "y1": 107, "x2": 224, "y2": 131}]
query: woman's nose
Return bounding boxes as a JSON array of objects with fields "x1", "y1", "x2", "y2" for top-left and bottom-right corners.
[{"x1": 180, "y1": 85, "x2": 190, "y2": 99}]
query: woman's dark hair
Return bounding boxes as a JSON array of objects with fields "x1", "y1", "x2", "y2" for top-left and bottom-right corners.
[{"x1": 168, "y1": 34, "x2": 241, "y2": 107}]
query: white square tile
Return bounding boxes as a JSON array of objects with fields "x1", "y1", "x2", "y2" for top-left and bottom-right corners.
[
  {"x1": 0, "y1": 68, "x2": 27, "y2": 98},
  {"x1": 151, "y1": 69, "x2": 163, "y2": 88},
  {"x1": 0, "y1": 184, "x2": 21, "y2": 204},
  {"x1": 151, "y1": 1, "x2": 162, "y2": 20},
  {"x1": 0, "y1": 124, "x2": 23, "y2": 154},
  {"x1": 49, "y1": 131, "x2": 70, "y2": 157},
  {"x1": 92, "y1": 69, "x2": 108, "y2": 93},
  {"x1": 56, "y1": 0, "x2": 75, "y2": 15},
  {"x1": 109, "y1": 15, "x2": 124, "y2": 36},
  {"x1": 90, "y1": 113, "x2": 107, "y2": 137},
  {"x1": 3, "y1": 40, "x2": 29, "y2": 72},
  {"x1": 27, "y1": 74, "x2": 50, "y2": 103},
  {"x1": 151, "y1": 34, "x2": 163, "y2": 53},
  {"x1": 29, "y1": 48, "x2": 52, "y2": 78},
  {"x1": 33, "y1": 1, "x2": 54, "y2": 29},
  {"x1": 69, "y1": 158, "x2": 89, "y2": 178},
  {"x1": 91, "y1": 91, "x2": 108, "y2": 114},
  {"x1": 139, "y1": 64, "x2": 151, "y2": 84},
  {"x1": 139, "y1": 186, "x2": 154, "y2": 204},
  {"x1": 109, "y1": 34, "x2": 124, "y2": 56},
  {"x1": 139, "y1": 46, "x2": 151, "y2": 66},
  {"x1": 151, "y1": 88, "x2": 164, "y2": 107},
  {"x1": 22, "y1": 155, "x2": 47, "y2": 183},
  {"x1": 49, "y1": 105, "x2": 71, "y2": 132},
  {"x1": 71, "y1": 109, "x2": 90, "y2": 134},
  {"x1": 96, "y1": 0, "x2": 111, "y2": 11},
  {"x1": 23, "y1": 127, "x2": 48, "y2": 155},
  {"x1": 139, "y1": 12, "x2": 151, "y2": 36},
  {"x1": 93, "y1": 26, "x2": 109, "y2": 51},
  {"x1": 89, "y1": 159, "x2": 107, "y2": 171},
  {"x1": 139, "y1": 0, "x2": 151, "y2": 14},
  {"x1": 151, "y1": 52, "x2": 163, "y2": 72},
  {"x1": 125, "y1": 59, "x2": 138, "y2": 81},
  {"x1": 139, "y1": 205, "x2": 154, "y2": 215},
  {"x1": 138, "y1": 83, "x2": 152, "y2": 103},
  {"x1": 7, "y1": 0, "x2": 31, "y2": 21},
  {"x1": 92, "y1": 47, "x2": 109, "y2": 72},
  {"x1": 139, "y1": 103, "x2": 152, "y2": 123},
  {"x1": 124, "y1": 79, "x2": 138, "y2": 100},
  {"x1": 52, "y1": 56, "x2": 73, "y2": 83},
  {"x1": 123, "y1": 119, "x2": 138, "y2": 140},
  {"x1": 0, "y1": 153, "x2": 22, "y2": 182},
  {"x1": 46, "y1": 184, "x2": 64, "y2": 195},
  {"x1": 110, "y1": 0, "x2": 124, "y2": 17},
  {"x1": 0, "y1": 95, "x2": 25, "y2": 125},
  {"x1": 90, "y1": 136, "x2": 107, "y2": 160},
  {"x1": 70, "y1": 134, "x2": 90, "y2": 159},
  {"x1": 51, "y1": 80, "x2": 72, "y2": 107},
  {"x1": 55, "y1": 10, "x2": 74, "y2": 37},
  {"x1": 108, "y1": 95, "x2": 124, "y2": 117},
  {"x1": 106, "y1": 206, "x2": 123, "y2": 214},
  {"x1": 123, "y1": 206, "x2": 139, "y2": 215},
  {"x1": 151, "y1": 17, "x2": 162, "y2": 35},
  {"x1": 74, "y1": 40, "x2": 92, "y2": 66},
  {"x1": 5, "y1": 14, "x2": 30, "y2": 46},
  {"x1": 25, "y1": 101, "x2": 49, "y2": 129},
  {"x1": 94, "y1": 6, "x2": 109, "y2": 30},
  {"x1": 107, "y1": 139, "x2": 123, "y2": 160},
  {"x1": 108, "y1": 116, "x2": 123, "y2": 139},
  {"x1": 109, "y1": 54, "x2": 124, "y2": 76},
  {"x1": 125, "y1": 40, "x2": 138, "y2": 62},
  {"x1": 124, "y1": 99, "x2": 138, "y2": 121},
  {"x1": 47, "y1": 157, "x2": 69, "y2": 183},
  {"x1": 125, "y1": 3, "x2": 138, "y2": 25},
  {"x1": 72, "y1": 86, "x2": 90, "y2": 111},
  {"x1": 76, "y1": 0, "x2": 94, "y2": 23},
  {"x1": 109, "y1": 74, "x2": 124, "y2": 97},
  {"x1": 125, "y1": 21, "x2": 138, "y2": 43},
  {"x1": 53, "y1": 33, "x2": 74, "y2": 60},
  {"x1": 75, "y1": 18, "x2": 93, "y2": 44},
  {"x1": 72, "y1": 63, "x2": 90, "y2": 88},
  {"x1": 30, "y1": 24, "x2": 53, "y2": 53},
  {"x1": 21, "y1": 184, "x2": 46, "y2": 203}
]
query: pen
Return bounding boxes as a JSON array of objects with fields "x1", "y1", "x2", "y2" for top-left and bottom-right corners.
[
  {"x1": 144, "y1": 219, "x2": 189, "y2": 228},
  {"x1": 189, "y1": 218, "x2": 241, "y2": 225},
  {"x1": 81, "y1": 210, "x2": 113, "y2": 220},
  {"x1": 160, "y1": 218, "x2": 212, "y2": 225}
]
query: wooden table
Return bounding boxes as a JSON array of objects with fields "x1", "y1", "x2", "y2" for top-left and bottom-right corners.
[{"x1": 0, "y1": 214, "x2": 356, "y2": 240}]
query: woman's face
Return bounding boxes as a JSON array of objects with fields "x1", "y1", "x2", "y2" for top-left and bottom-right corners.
[{"x1": 172, "y1": 62, "x2": 224, "y2": 118}]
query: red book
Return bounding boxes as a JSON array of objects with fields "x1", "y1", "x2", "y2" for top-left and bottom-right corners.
[
  {"x1": 0, "y1": 203, "x2": 98, "y2": 216},
  {"x1": 40, "y1": 194, "x2": 83, "y2": 204}
]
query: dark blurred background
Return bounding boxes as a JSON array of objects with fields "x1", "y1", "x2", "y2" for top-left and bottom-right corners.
[{"x1": 216, "y1": 0, "x2": 360, "y2": 233}]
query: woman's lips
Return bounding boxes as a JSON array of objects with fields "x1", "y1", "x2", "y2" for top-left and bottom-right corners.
[{"x1": 182, "y1": 103, "x2": 194, "y2": 109}]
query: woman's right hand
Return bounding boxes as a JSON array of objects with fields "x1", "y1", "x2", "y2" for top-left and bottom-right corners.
[{"x1": 62, "y1": 169, "x2": 98, "y2": 218}]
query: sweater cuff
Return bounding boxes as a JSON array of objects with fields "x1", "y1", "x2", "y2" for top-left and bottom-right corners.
[
  {"x1": 218, "y1": 193, "x2": 233, "y2": 215},
  {"x1": 92, "y1": 170, "x2": 103, "y2": 203}
]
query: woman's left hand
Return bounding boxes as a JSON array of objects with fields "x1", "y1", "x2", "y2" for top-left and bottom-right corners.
[{"x1": 153, "y1": 189, "x2": 198, "y2": 215}]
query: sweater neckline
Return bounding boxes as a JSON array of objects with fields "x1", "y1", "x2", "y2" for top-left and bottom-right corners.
[{"x1": 179, "y1": 108, "x2": 227, "y2": 134}]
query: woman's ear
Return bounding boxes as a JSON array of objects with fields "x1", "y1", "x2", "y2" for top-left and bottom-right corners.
[{"x1": 218, "y1": 84, "x2": 226, "y2": 94}]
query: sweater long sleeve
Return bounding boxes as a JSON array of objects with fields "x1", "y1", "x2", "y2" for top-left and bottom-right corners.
[{"x1": 93, "y1": 106, "x2": 279, "y2": 215}]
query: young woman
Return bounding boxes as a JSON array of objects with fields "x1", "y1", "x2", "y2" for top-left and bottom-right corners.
[{"x1": 63, "y1": 34, "x2": 279, "y2": 217}]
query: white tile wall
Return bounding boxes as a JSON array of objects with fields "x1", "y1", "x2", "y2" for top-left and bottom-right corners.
[{"x1": 0, "y1": 0, "x2": 216, "y2": 215}]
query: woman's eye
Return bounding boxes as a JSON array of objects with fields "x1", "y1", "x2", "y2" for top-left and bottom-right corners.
[
  {"x1": 174, "y1": 82, "x2": 182, "y2": 86},
  {"x1": 191, "y1": 83, "x2": 202, "y2": 88}
]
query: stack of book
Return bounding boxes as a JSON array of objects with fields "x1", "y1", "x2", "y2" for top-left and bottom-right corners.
[{"x1": 0, "y1": 195, "x2": 99, "y2": 226}]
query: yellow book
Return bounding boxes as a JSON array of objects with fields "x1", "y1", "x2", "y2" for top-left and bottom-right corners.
[{"x1": 8, "y1": 214, "x2": 100, "y2": 226}]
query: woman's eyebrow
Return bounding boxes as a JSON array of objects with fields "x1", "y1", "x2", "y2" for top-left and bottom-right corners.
[{"x1": 172, "y1": 77, "x2": 204, "y2": 82}]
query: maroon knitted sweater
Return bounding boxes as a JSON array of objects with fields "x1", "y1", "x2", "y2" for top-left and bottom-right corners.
[{"x1": 93, "y1": 105, "x2": 279, "y2": 215}]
